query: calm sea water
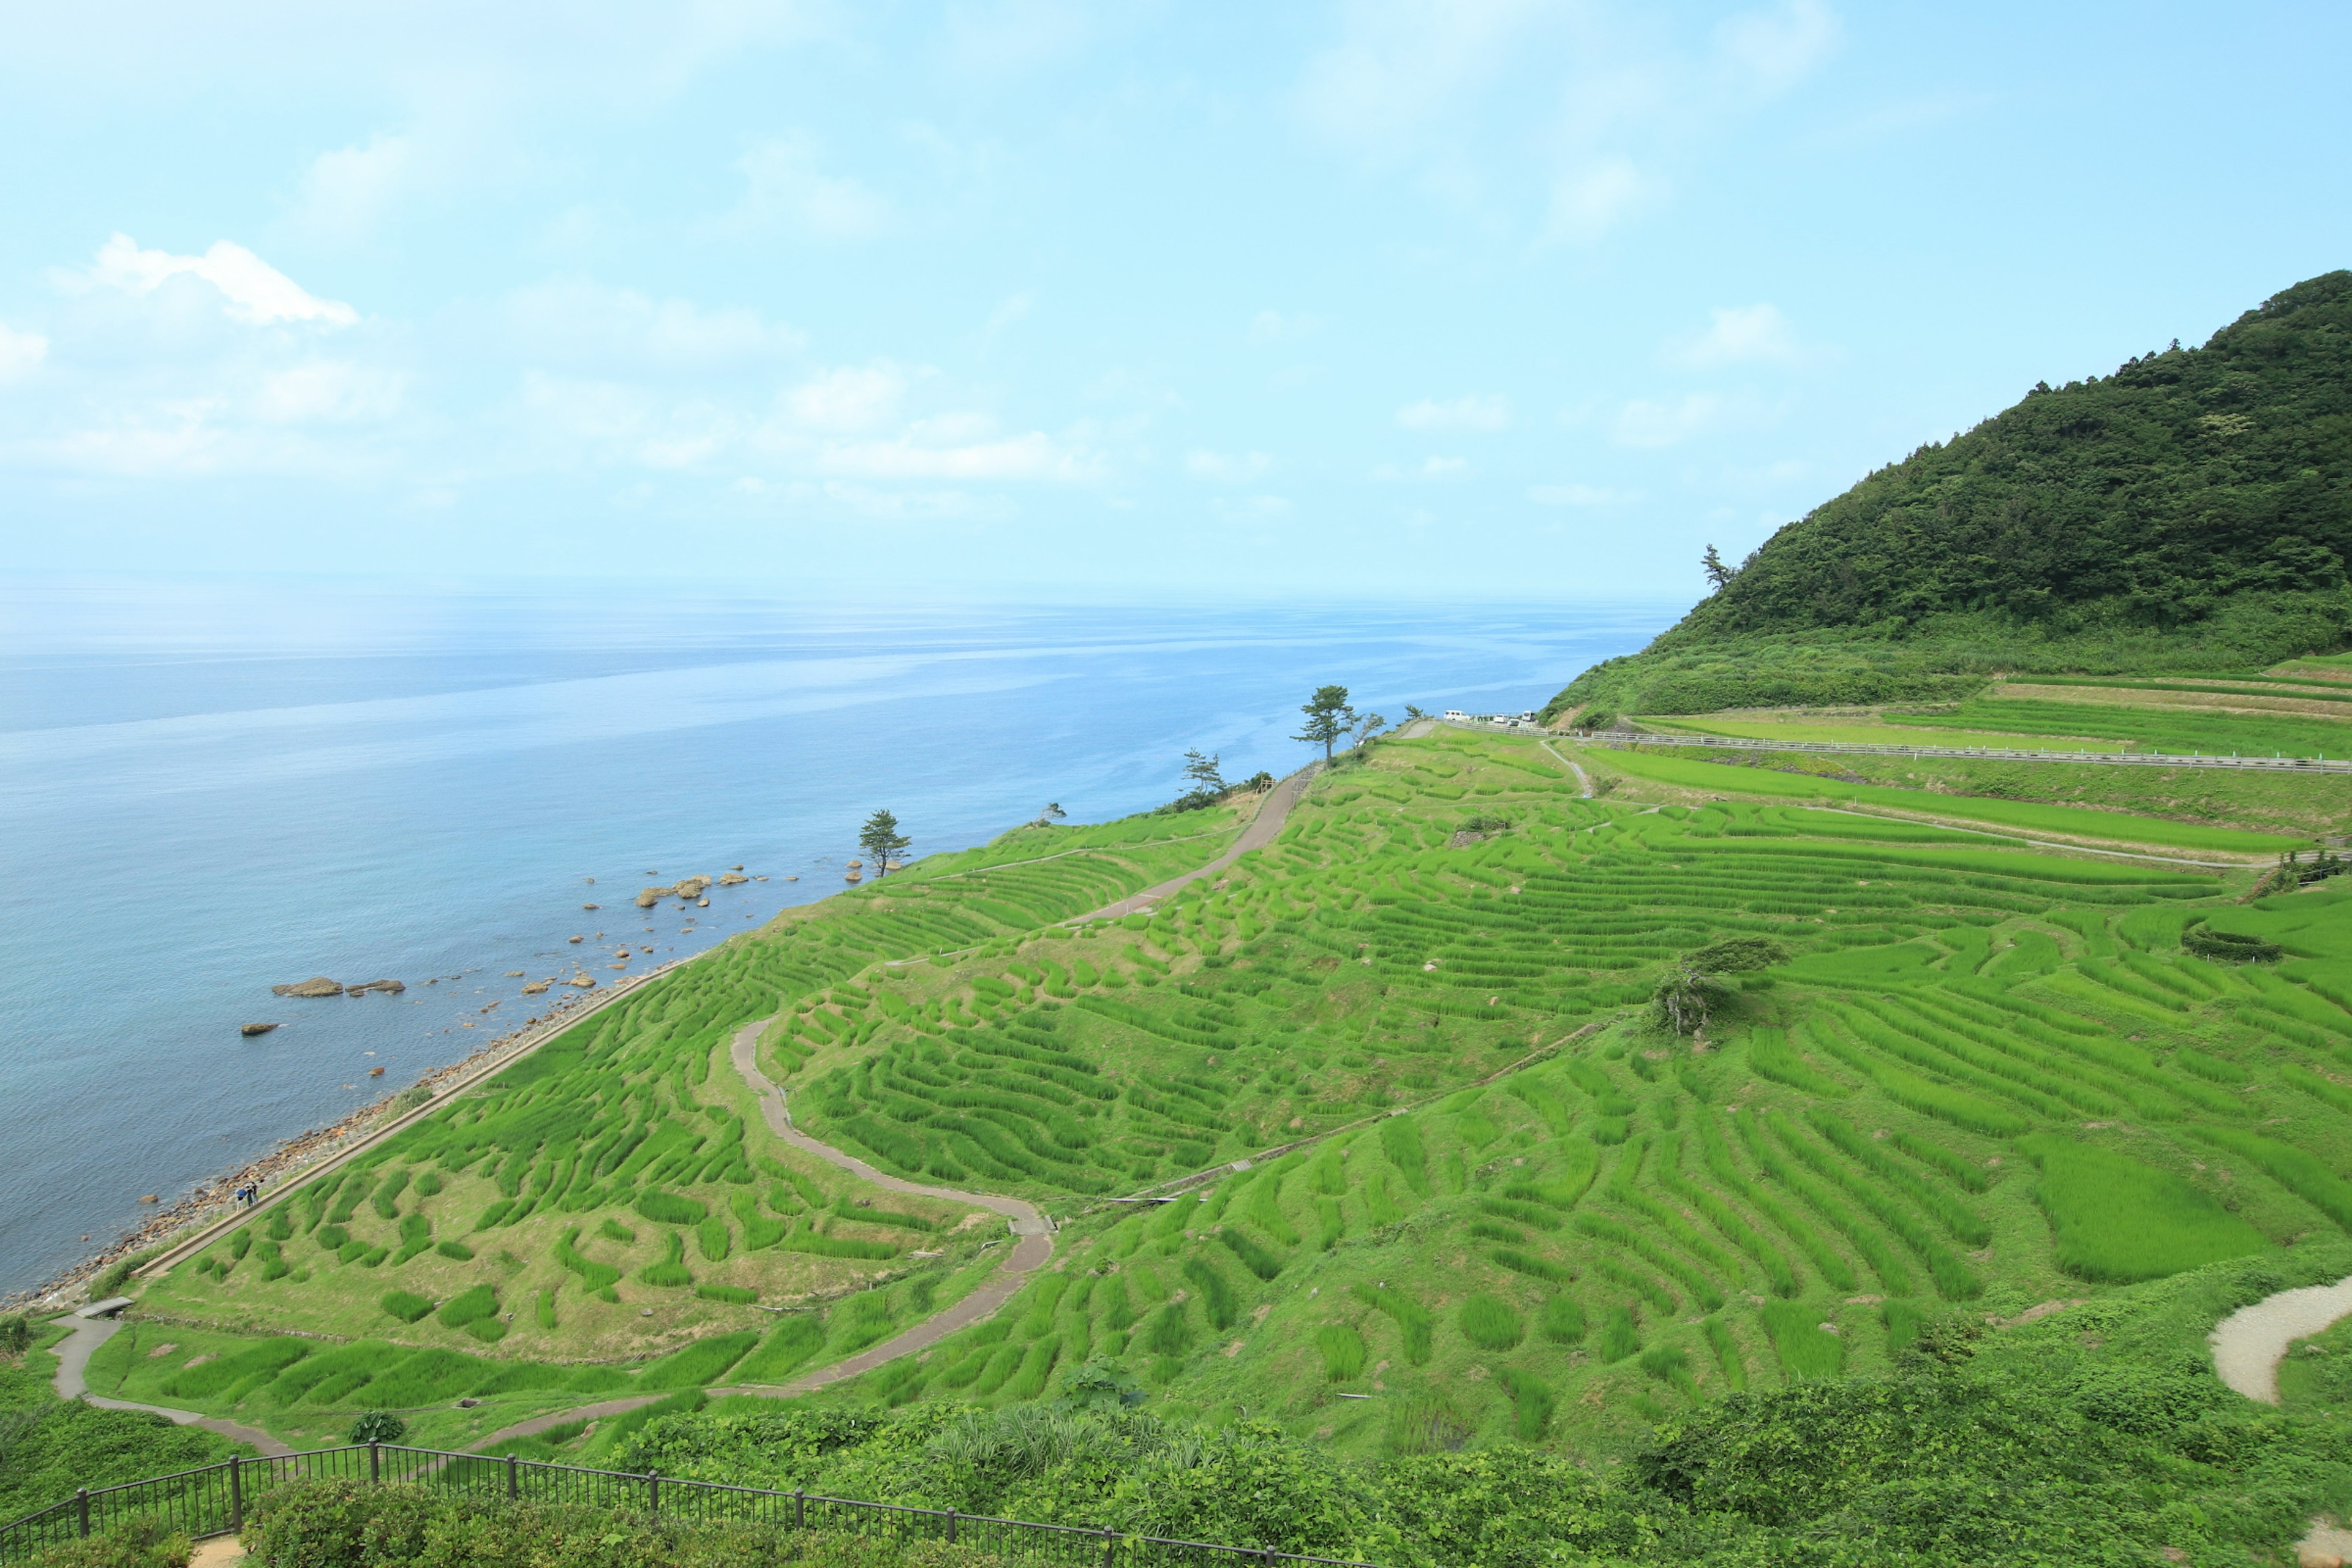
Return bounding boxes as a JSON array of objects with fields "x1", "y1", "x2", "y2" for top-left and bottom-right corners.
[{"x1": 0, "y1": 577, "x2": 1670, "y2": 1296}]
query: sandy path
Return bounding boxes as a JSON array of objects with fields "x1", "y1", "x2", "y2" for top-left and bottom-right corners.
[
  {"x1": 2211, "y1": 1273, "x2": 2352, "y2": 1404},
  {"x1": 1537, "y1": 738, "x2": 1593, "y2": 798},
  {"x1": 49, "y1": 1314, "x2": 291, "y2": 1455},
  {"x1": 1067, "y1": 761, "x2": 1314, "y2": 924},
  {"x1": 473, "y1": 1019, "x2": 1060, "y2": 1451}
]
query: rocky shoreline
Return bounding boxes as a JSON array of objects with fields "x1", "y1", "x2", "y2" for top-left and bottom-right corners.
[{"x1": 7, "y1": 981, "x2": 622, "y2": 1313}]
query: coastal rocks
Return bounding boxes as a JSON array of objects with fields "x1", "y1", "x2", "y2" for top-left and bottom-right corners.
[
  {"x1": 567, "y1": 976, "x2": 598, "y2": 989},
  {"x1": 846, "y1": 859, "x2": 864, "y2": 870},
  {"x1": 522, "y1": 981, "x2": 551, "y2": 995},
  {"x1": 138, "y1": 1194, "x2": 159, "y2": 1204},
  {"x1": 636, "y1": 874, "x2": 714, "y2": 908},
  {"x1": 717, "y1": 872, "x2": 748, "y2": 886},
  {"x1": 568, "y1": 935, "x2": 584, "y2": 944},
  {"x1": 272, "y1": 977, "x2": 343, "y2": 998},
  {"x1": 368, "y1": 1066, "x2": 385, "y2": 1077},
  {"x1": 844, "y1": 871, "x2": 862, "y2": 883},
  {"x1": 697, "y1": 897, "x2": 710, "y2": 907},
  {"x1": 347, "y1": 979, "x2": 405, "y2": 996},
  {"x1": 240, "y1": 1023, "x2": 280, "y2": 1037},
  {"x1": 583, "y1": 903, "x2": 600, "y2": 910}
]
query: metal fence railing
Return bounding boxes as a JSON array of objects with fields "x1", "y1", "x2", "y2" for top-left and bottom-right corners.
[{"x1": 0, "y1": 1445, "x2": 1374, "y2": 1568}]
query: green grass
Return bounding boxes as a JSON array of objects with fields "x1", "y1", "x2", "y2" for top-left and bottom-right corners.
[
  {"x1": 1892, "y1": 696, "x2": 2352, "y2": 760},
  {"x1": 98, "y1": 726, "x2": 2352, "y2": 1477},
  {"x1": 1591, "y1": 745, "x2": 2311, "y2": 851},
  {"x1": 2016, "y1": 1134, "x2": 2269, "y2": 1281}
]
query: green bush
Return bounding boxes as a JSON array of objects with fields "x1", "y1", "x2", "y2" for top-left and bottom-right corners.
[
  {"x1": 348, "y1": 1410, "x2": 407, "y2": 1444},
  {"x1": 380, "y1": 1291, "x2": 432, "y2": 1324},
  {"x1": 26, "y1": 1516, "x2": 189, "y2": 1568},
  {"x1": 435, "y1": 1284, "x2": 498, "y2": 1329},
  {"x1": 241, "y1": 1481, "x2": 1012, "y2": 1568}
]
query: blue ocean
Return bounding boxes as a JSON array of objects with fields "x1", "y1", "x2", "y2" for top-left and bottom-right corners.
[{"x1": 0, "y1": 577, "x2": 1669, "y2": 1295}]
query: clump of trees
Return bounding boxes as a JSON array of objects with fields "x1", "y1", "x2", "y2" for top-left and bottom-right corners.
[{"x1": 1648, "y1": 937, "x2": 1789, "y2": 1036}]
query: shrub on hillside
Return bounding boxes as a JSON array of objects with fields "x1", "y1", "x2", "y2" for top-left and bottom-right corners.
[
  {"x1": 26, "y1": 1516, "x2": 189, "y2": 1568},
  {"x1": 241, "y1": 1481, "x2": 1009, "y2": 1568}
]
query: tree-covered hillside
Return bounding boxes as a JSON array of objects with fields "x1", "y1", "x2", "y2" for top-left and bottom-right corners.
[{"x1": 1551, "y1": 271, "x2": 2352, "y2": 718}]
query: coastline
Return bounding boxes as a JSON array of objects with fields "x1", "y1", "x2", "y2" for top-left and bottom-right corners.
[{"x1": 9, "y1": 959, "x2": 687, "y2": 1314}]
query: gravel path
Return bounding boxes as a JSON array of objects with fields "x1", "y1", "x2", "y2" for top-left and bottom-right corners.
[
  {"x1": 48, "y1": 1314, "x2": 291, "y2": 1455},
  {"x1": 2211, "y1": 1273, "x2": 2352, "y2": 1404},
  {"x1": 1066, "y1": 762, "x2": 1314, "y2": 924}
]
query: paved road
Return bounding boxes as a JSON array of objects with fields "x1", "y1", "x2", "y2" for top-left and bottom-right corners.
[
  {"x1": 1067, "y1": 761, "x2": 1316, "y2": 924},
  {"x1": 49, "y1": 1314, "x2": 290, "y2": 1455}
]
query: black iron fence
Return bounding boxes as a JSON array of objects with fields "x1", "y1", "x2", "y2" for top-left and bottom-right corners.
[{"x1": 0, "y1": 1444, "x2": 1373, "y2": 1568}]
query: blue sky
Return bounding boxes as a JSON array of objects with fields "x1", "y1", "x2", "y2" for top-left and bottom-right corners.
[{"x1": 2, "y1": 1, "x2": 2346, "y2": 600}]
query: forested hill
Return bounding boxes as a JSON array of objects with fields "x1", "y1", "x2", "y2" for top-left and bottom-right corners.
[{"x1": 1550, "y1": 270, "x2": 2352, "y2": 718}]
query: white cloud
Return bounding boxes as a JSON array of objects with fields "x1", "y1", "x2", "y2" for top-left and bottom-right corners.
[
  {"x1": 1372, "y1": 455, "x2": 1469, "y2": 481},
  {"x1": 1297, "y1": 0, "x2": 1544, "y2": 156},
  {"x1": 254, "y1": 361, "x2": 405, "y2": 424},
  {"x1": 1713, "y1": 0, "x2": 1841, "y2": 97},
  {"x1": 812, "y1": 426, "x2": 1098, "y2": 481},
  {"x1": 785, "y1": 365, "x2": 908, "y2": 432},
  {"x1": 1212, "y1": 494, "x2": 1294, "y2": 518},
  {"x1": 86, "y1": 233, "x2": 358, "y2": 326},
  {"x1": 0, "y1": 323, "x2": 48, "y2": 382},
  {"x1": 292, "y1": 133, "x2": 417, "y2": 246},
  {"x1": 505, "y1": 277, "x2": 805, "y2": 374},
  {"x1": 1396, "y1": 393, "x2": 1509, "y2": 430},
  {"x1": 1186, "y1": 449, "x2": 1272, "y2": 482},
  {"x1": 1673, "y1": 302, "x2": 1804, "y2": 367},
  {"x1": 1612, "y1": 393, "x2": 1722, "y2": 448},
  {"x1": 1546, "y1": 157, "x2": 1659, "y2": 243},
  {"x1": 1529, "y1": 483, "x2": 1637, "y2": 506},
  {"x1": 731, "y1": 135, "x2": 891, "y2": 239},
  {"x1": 1248, "y1": 309, "x2": 1322, "y2": 344},
  {"x1": 1299, "y1": 0, "x2": 1841, "y2": 245}
]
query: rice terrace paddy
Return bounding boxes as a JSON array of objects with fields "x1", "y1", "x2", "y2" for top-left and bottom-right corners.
[{"x1": 79, "y1": 718, "x2": 2352, "y2": 1472}]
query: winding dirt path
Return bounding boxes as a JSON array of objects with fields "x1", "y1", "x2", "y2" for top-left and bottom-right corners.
[
  {"x1": 2211, "y1": 1273, "x2": 2352, "y2": 1404},
  {"x1": 49, "y1": 1314, "x2": 290, "y2": 1455},
  {"x1": 472, "y1": 1019, "x2": 1061, "y2": 1451},
  {"x1": 1066, "y1": 762, "x2": 1315, "y2": 924}
]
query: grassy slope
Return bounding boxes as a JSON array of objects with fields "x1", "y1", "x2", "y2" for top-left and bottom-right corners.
[
  {"x1": 36, "y1": 731, "x2": 2352, "y2": 1564},
  {"x1": 634, "y1": 729, "x2": 2352, "y2": 1469},
  {"x1": 94, "y1": 805, "x2": 1258, "y2": 1450}
]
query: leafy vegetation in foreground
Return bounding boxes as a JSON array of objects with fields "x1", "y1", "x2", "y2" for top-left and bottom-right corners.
[
  {"x1": 0, "y1": 1333, "x2": 230, "y2": 1525},
  {"x1": 1548, "y1": 270, "x2": 2352, "y2": 717}
]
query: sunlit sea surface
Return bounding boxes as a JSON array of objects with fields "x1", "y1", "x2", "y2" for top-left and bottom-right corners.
[{"x1": 0, "y1": 577, "x2": 1671, "y2": 1294}]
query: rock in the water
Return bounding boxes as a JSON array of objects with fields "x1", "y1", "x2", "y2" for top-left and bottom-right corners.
[
  {"x1": 347, "y1": 979, "x2": 406, "y2": 995},
  {"x1": 568, "y1": 935, "x2": 584, "y2": 943},
  {"x1": 844, "y1": 870, "x2": 862, "y2": 883},
  {"x1": 368, "y1": 1066, "x2": 385, "y2": 1076},
  {"x1": 272, "y1": 976, "x2": 344, "y2": 998},
  {"x1": 698, "y1": 897, "x2": 710, "y2": 907},
  {"x1": 583, "y1": 902, "x2": 600, "y2": 910},
  {"x1": 783, "y1": 875, "x2": 796, "y2": 882},
  {"x1": 567, "y1": 975, "x2": 597, "y2": 988},
  {"x1": 139, "y1": 1194, "x2": 159, "y2": 1204},
  {"x1": 240, "y1": 1022, "x2": 279, "y2": 1037},
  {"x1": 717, "y1": 872, "x2": 748, "y2": 886},
  {"x1": 522, "y1": 980, "x2": 551, "y2": 995},
  {"x1": 846, "y1": 859, "x2": 864, "y2": 870}
]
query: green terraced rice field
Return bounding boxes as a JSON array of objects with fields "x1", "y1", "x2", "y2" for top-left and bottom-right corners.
[{"x1": 102, "y1": 728, "x2": 2352, "y2": 1463}]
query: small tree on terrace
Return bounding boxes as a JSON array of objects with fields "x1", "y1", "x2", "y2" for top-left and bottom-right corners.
[
  {"x1": 1182, "y1": 749, "x2": 1227, "y2": 793},
  {"x1": 1294, "y1": 684, "x2": 1359, "y2": 763},
  {"x1": 859, "y1": 809, "x2": 912, "y2": 876}
]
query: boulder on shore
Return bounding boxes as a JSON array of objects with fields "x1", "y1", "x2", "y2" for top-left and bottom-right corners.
[
  {"x1": 272, "y1": 976, "x2": 343, "y2": 998},
  {"x1": 240, "y1": 1022, "x2": 280, "y2": 1037}
]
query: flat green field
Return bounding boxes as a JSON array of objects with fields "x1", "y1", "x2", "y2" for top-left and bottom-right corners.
[
  {"x1": 1643, "y1": 715, "x2": 2133, "y2": 752},
  {"x1": 1583, "y1": 745, "x2": 2312, "y2": 852}
]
